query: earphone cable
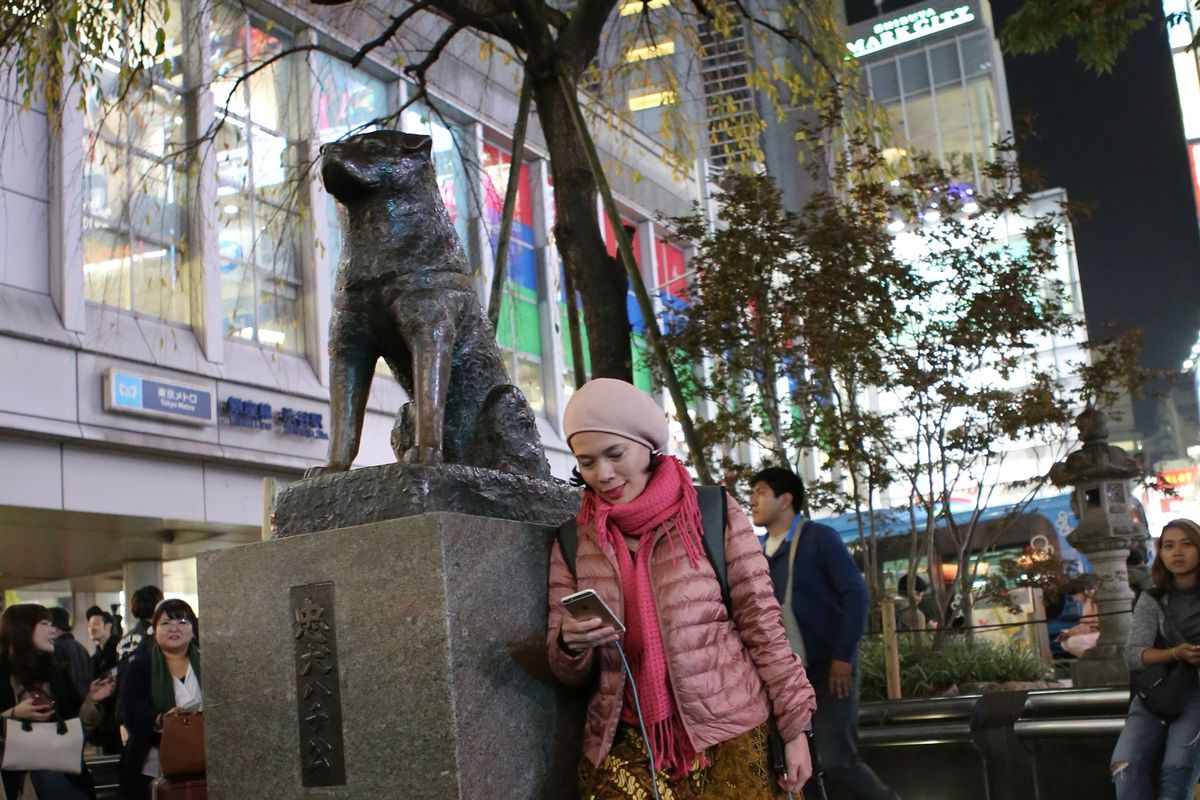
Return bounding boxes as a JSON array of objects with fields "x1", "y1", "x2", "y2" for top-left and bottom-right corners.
[{"x1": 615, "y1": 641, "x2": 661, "y2": 800}]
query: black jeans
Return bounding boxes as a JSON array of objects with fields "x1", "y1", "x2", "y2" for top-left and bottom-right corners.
[{"x1": 810, "y1": 670, "x2": 898, "y2": 800}]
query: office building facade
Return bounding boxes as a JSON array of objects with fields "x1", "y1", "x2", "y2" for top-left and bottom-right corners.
[{"x1": 0, "y1": 0, "x2": 704, "y2": 614}]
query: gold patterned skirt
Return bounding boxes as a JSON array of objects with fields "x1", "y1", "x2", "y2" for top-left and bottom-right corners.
[{"x1": 579, "y1": 721, "x2": 796, "y2": 800}]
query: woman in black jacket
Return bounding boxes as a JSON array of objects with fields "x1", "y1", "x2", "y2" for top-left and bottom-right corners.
[
  {"x1": 0, "y1": 604, "x2": 115, "y2": 799},
  {"x1": 117, "y1": 599, "x2": 202, "y2": 800}
]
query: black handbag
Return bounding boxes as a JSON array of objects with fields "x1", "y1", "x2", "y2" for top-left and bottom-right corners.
[{"x1": 1131, "y1": 601, "x2": 1197, "y2": 722}]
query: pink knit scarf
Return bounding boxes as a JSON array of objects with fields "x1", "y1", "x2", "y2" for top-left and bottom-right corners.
[{"x1": 578, "y1": 456, "x2": 707, "y2": 779}]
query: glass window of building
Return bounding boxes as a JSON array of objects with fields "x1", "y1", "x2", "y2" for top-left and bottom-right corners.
[
  {"x1": 870, "y1": 61, "x2": 901, "y2": 103},
  {"x1": 211, "y1": 4, "x2": 306, "y2": 351},
  {"x1": 869, "y1": 33, "x2": 1006, "y2": 188},
  {"x1": 82, "y1": 0, "x2": 190, "y2": 324},
  {"x1": 401, "y1": 103, "x2": 473, "y2": 257},
  {"x1": 602, "y1": 216, "x2": 652, "y2": 392},
  {"x1": 544, "y1": 174, "x2": 591, "y2": 394},
  {"x1": 312, "y1": 55, "x2": 389, "y2": 282},
  {"x1": 482, "y1": 142, "x2": 545, "y2": 413}
]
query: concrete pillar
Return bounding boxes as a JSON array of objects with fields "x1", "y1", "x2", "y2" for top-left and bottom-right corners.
[{"x1": 122, "y1": 561, "x2": 164, "y2": 606}]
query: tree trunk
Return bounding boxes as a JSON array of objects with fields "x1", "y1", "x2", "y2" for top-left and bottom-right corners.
[{"x1": 532, "y1": 78, "x2": 633, "y2": 382}]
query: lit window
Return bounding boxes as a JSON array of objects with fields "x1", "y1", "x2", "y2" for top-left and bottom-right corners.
[
  {"x1": 625, "y1": 41, "x2": 677, "y2": 63},
  {"x1": 483, "y1": 143, "x2": 545, "y2": 414},
  {"x1": 629, "y1": 90, "x2": 677, "y2": 111},
  {"x1": 313, "y1": 54, "x2": 389, "y2": 284},
  {"x1": 619, "y1": 0, "x2": 670, "y2": 15},
  {"x1": 82, "y1": 0, "x2": 190, "y2": 325},
  {"x1": 212, "y1": 3, "x2": 306, "y2": 352}
]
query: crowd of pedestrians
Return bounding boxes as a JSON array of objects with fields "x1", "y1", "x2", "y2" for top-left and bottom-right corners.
[{"x1": 0, "y1": 588, "x2": 205, "y2": 799}]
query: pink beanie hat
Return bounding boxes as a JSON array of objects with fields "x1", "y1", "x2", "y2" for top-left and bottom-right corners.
[{"x1": 562, "y1": 378, "x2": 668, "y2": 451}]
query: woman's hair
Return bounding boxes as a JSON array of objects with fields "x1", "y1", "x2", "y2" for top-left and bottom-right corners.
[
  {"x1": 569, "y1": 451, "x2": 662, "y2": 488},
  {"x1": 0, "y1": 604, "x2": 54, "y2": 685},
  {"x1": 1149, "y1": 518, "x2": 1200, "y2": 598},
  {"x1": 131, "y1": 585, "x2": 165, "y2": 622},
  {"x1": 151, "y1": 598, "x2": 198, "y2": 638}
]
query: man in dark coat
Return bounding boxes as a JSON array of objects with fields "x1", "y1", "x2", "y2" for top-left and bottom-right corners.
[
  {"x1": 49, "y1": 606, "x2": 92, "y2": 701},
  {"x1": 87, "y1": 606, "x2": 122, "y2": 753}
]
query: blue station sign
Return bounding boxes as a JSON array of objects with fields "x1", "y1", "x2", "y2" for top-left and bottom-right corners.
[{"x1": 103, "y1": 369, "x2": 216, "y2": 426}]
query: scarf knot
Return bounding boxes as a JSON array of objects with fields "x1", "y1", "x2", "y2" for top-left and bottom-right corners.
[{"x1": 577, "y1": 456, "x2": 709, "y2": 779}]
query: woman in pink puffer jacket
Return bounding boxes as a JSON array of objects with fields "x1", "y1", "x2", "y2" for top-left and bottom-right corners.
[{"x1": 547, "y1": 379, "x2": 816, "y2": 799}]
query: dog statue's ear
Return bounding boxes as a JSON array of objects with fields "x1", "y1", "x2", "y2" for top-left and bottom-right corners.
[{"x1": 398, "y1": 133, "x2": 434, "y2": 158}]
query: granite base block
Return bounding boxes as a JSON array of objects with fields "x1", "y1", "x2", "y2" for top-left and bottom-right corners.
[
  {"x1": 271, "y1": 464, "x2": 580, "y2": 537},
  {"x1": 1071, "y1": 648, "x2": 1130, "y2": 689},
  {"x1": 198, "y1": 513, "x2": 586, "y2": 800}
]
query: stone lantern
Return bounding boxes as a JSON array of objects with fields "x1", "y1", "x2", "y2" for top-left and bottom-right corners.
[{"x1": 1048, "y1": 407, "x2": 1147, "y2": 687}]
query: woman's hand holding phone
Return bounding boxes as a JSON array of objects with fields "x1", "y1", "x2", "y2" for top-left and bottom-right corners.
[
  {"x1": 559, "y1": 614, "x2": 620, "y2": 655},
  {"x1": 12, "y1": 695, "x2": 54, "y2": 722}
]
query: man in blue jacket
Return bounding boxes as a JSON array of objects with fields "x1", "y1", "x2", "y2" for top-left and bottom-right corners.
[{"x1": 750, "y1": 466, "x2": 898, "y2": 800}]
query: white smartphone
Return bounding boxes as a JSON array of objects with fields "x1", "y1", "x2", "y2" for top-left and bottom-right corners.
[{"x1": 561, "y1": 589, "x2": 625, "y2": 634}]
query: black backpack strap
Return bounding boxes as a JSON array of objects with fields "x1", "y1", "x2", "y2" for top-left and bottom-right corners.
[
  {"x1": 556, "y1": 518, "x2": 579, "y2": 576},
  {"x1": 695, "y1": 485, "x2": 731, "y2": 613},
  {"x1": 556, "y1": 488, "x2": 730, "y2": 614}
]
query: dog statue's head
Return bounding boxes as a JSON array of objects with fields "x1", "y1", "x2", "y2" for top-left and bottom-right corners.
[{"x1": 320, "y1": 130, "x2": 433, "y2": 205}]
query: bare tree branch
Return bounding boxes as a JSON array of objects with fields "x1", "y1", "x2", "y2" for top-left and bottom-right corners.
[
  {"x1": 403, "y1": 21, "x2": 466, "y2": 81},
  {"x1": 423, "y1": 0, "x2": 527, "y2": 49},
  {"x1": 350, "y1": 2, "x2": 433, "y2": 67}
]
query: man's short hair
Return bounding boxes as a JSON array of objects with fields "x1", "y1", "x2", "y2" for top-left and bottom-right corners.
[
  {"x1": 749, "y1": 466, "x2": 805, "y2": 513},
  {"x1": 898, "y1": 574, "x2": 928, "y2": 595},
  {"x1": 131, "y1": 585, "x2": 165, "y2": 622},
  {"x1": 88, "y1": 609, "x2": 113, "y2": 626},
  {"x1": 48, "y1": 606, "x2": 71, "y2": 632},
  {"x1": 85, "y1": 605, "x2": 104, "y2": 621}
]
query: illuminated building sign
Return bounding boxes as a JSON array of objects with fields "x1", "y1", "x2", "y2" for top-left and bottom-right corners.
[
  {"x1": 103, "y1": 369, "x2": 215, "y2": 426},
  {"x1": 846, "y1": 5, "x2": 976, "y2": 58},
  {"x1": 1160, "y1": 466, "x2": 1198, "y2": 487}
]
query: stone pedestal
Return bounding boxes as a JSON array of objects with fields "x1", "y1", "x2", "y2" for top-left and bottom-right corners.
[
  {"x1": 1050, "y1": 408, "x2": 1145, "y2": 689},
  {"x1": 1070, "y1": 543, "x2": 1136, "y2": 688},
  {"x1": 198, "y1": 513, "x2": 586, "y2": 799}
]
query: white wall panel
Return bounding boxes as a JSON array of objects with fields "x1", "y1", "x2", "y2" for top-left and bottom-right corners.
[
  {"x1": 0, "y1": 98, "x2": 48, "y2": 201},
  {"x1": 0, "y1": 189, "x2": 49, "y2": 294},
  {"x1": 0, "y1": 436, "x2": 63, "y2": 510},
  {"x1": 62, "y1": 444, "x2": 205, "y2": 519},
  {"x1": 0, "y1": 337, "x2": 77, "y2": 422},
  {"x1": 202, "y1": 463, "x2": 289, "y2": 527}
]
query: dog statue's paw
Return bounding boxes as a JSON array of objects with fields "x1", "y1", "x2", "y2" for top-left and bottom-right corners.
[
  {"x1": 304, "y1": 462, "x2": 352, "y2": 478},
  {"x1": 402, "y1": 446, "x2": 444, "y2": 465}
]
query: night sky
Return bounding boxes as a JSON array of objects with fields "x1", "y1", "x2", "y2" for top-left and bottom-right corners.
[{"x1": 846, "y1": 0, "x2": 1200, "y2": 430}]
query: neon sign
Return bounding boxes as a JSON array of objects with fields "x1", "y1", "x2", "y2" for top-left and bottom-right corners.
[{"x1": 846, "y1": 5, "x2": 976, "y2": 58}]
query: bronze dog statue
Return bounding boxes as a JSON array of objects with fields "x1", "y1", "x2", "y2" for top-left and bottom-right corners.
[{"x1": 310, "y1": 130, "x2": 550, "y2": 479}]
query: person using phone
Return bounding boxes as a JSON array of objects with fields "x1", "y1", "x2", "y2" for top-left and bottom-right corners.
[
  {"x1": 0, "y1": 603, "x2": 116, "y2": 799},
  {"x1": 1112, "y1": 518, "x2": 1200, "y2": 798},
  {"x1": 547, "y1": 379, "x2": 816, "y2": 799},
  {"x1": 118, "y1": 599, "x2": 203, "y2": 799}
]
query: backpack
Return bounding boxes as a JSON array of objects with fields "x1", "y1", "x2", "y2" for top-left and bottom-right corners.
[{"x1": 555, "y1": 485, "x2": 732, "y2": 611}]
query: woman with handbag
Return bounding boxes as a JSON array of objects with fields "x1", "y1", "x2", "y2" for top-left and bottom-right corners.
[
  {"x1": 546, "y1": 379, "x2": 817, "y2": 799},
  {"x1": 0, "y1": 604, "x2": 115, "y2": 799},
  {"x1": 117, "y1": 599, "x2": 202, "y2": 800},
  {"x1": 1112, "y1": 518, "x2": 1200, "y2": 799}
]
